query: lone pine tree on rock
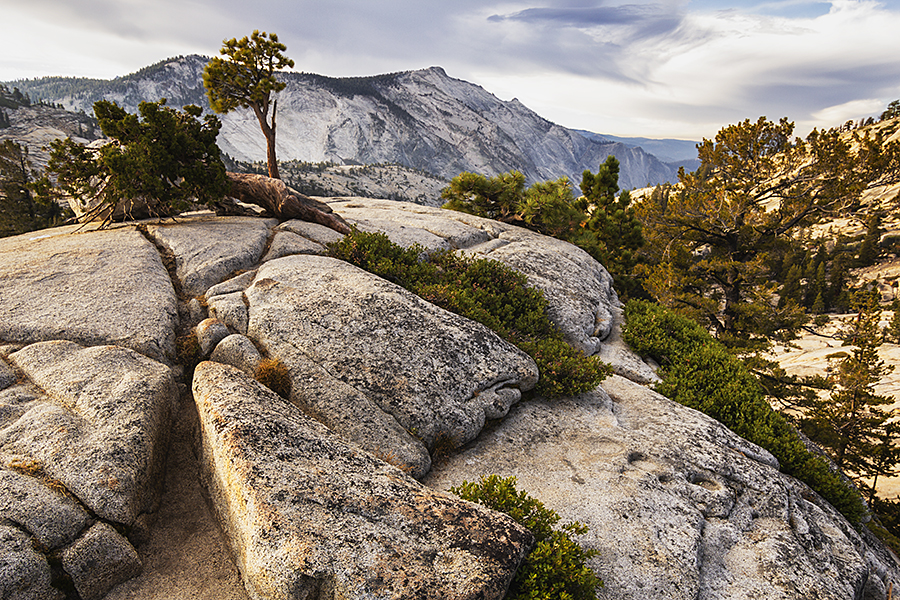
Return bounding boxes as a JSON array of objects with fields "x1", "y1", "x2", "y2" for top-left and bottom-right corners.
[{"x1": 203, "y1": 30, "x2": 294, "y2": 180}]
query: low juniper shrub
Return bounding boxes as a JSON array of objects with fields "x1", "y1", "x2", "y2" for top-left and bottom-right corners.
[
  {"x1": 622, "y1": 299, "x2": 866, "y2": 524},
  {"x1": 451, "y1": 474, "x2": 602, "y2": 600}
]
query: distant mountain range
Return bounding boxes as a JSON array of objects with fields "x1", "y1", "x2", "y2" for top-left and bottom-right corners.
[{"x1": 5, "y1": 55, "x2": 699, "y2": 190}]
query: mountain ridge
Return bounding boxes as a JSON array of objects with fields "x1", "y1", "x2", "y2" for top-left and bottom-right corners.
[{"x1": 5, "y1": 55, "x2": 685, "y2": 190}]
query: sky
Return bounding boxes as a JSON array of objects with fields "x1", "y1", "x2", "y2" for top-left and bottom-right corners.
[{"x1": 1, "y1": 0, "x2": 899, "y2": 140}]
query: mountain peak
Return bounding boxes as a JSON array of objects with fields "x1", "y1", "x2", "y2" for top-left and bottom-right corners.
[{"x1": 4, "y1": 58, "x2": 685, "y2": 189}]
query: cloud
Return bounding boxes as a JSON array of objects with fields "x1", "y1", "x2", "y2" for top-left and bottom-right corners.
[
  {"x1": 812, "y1": 98, "x2": 886, "y2": 124},
  {"x1": 488, "y1": 3, "x2": 682, "y2": 31},
  {"x1": 1, "y1": 0, "x2": 898, "y2": 138}
]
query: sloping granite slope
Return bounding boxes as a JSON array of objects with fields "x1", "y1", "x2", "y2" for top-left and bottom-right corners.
[{"x1": 0, "y1": 200, "x2": 897, "y2": 599}]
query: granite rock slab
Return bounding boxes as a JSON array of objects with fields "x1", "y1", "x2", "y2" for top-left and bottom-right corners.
[
  {"x1": 193, "y1": 361, "x2": 532, "y2": 600},
  {"x1": 0, "y1": 226, "x2": 177, "y2": 363}
]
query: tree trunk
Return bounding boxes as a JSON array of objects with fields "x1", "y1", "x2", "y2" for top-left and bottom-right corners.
[
  {"x1": 264, "y1": 129, "x2": 279, "y2": 180},
  {"x1": 225, "y1": 172, "x2": 351, "y2": 235},
  {"x1": 251, "y1": 101, "x2": 280, "y2": 180}
]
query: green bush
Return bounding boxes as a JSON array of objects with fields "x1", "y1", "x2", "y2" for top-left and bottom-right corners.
[
  {"x1": 328, "y1": 229, "x2": 610, "y2": 399},
  {"x1": 623, "y1": 299, "x2": 867, "y2": 524},
  {"x1": 440, "y1": 163, "x2": 645, "y2": 297},
  {"x1": 451, "y1": 475, "x2": 602, "y2": 600},
  {"x1": 35, "y1": 99, "x2": 227, "y2": 225}
]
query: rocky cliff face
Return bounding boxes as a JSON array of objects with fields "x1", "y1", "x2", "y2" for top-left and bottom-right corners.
[
  {"x1": 9, "y1": 56, "x2": 680, "y2": 189},
  {"x1": 1, "y1": 200, "x2": 897, "y2": 599},
  {"x1": 0, "y1": 104, "x2": 102, "y2": 170}
]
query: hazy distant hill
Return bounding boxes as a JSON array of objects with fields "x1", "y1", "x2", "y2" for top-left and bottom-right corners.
[
  {"x1": 8, "y1": 55, "x2": 683, "y2": 190},
  {"x1": 576, "y1": 130, "x2": 700, "y2": 174}
]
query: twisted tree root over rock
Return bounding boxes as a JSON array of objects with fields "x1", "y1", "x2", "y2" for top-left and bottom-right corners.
[{"x1": 225, "y1": 172, "x2": 351, "y2": 235}]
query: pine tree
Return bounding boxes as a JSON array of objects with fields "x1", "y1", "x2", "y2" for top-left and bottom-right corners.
[
  {"x1": 867, "y1": 422, "x2": 900, "y2": 504},
  {"x1": 800, "y1": 291, "x2": 895, "y2": 480},
  {"x1": 829, "y1": 249, "x2": 851, "y2": 313},
  {"x1": 779, "y1": 264, "x2": 804, "y2": 308},
  {"x1": 857, "y1": 212, "x2": 883, "y2": 267},
  {"x1": 635, "y1": 116, "x2": 900, "y2": 348},
  {"x1": 888, "y1": 298, "x2": 900, "y2": 344},
  {"x1": 573, "y1": 156, "x2": 644, "y2": 286},
  {"x1": 203, "y1": 30, "x2": 294, "y2": 180},
  {"x1": 34, "y1": 100, "x2": 227, "y2": 225},
  {"x1": 0, "y1": 141, "x2": 68, "y2": 237},
  {"x1": 812, "y1": 262, "x2": 828, "y2": 313}
]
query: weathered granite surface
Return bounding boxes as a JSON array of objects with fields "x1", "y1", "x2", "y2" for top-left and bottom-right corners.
[
  {"x1": 61, "y1": 522, "x2": 142, "y2": 600},
  {"x1": 0, "y1": 225, "x2": 178, "y2": 363},
  {"x1": 193, "y1": 361, "x2": 532, "y2": 600},
  {"x1": 144, "y1": 216, "x2": 277, "y2": 297},
  {"x1": 4, "y1": 341, "x2": 178, "y2": 526},
  {"x1": 0, "y1": 341, "x2": 177, "y2": 599},
  {"x1": 426, "y1": 375, "x2": 898, "y2": 600},
  {"x1": 1, "y1": 203, "x2": 897, "y2": 599},
  {"x1": 243, "y1": 254, "x2": 539, "y2": 478},
  {"x1": 328, "y1": 198, "x2": 658, "y2": 382},
  {"x1": 0, "y1": 523, "x2": 62, "y2": 600}
]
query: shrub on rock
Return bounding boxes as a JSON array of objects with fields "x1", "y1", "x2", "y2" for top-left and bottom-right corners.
[
  {"x1": 622, "y1": 299, "x2": 866, "y2": 524},
  {"x1": 451, "y1": 474, "x2": 602, "y2": 600},
  {"x1": 328, "y1": 229, "x2": 610, "y2": 398}
]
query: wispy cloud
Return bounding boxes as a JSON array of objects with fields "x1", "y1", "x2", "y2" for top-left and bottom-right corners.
[{"x1": 0, "y1": 0, "x2": 898, "y2": 138}]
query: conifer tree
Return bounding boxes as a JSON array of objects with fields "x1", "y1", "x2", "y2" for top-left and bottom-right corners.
[
  {"x1": 0, "y1": 141, "x2": 68, "y2": 237},
  {"x1": 441, "y1": 157, "x2": 644, "y2": 294},
  {"x1": 779, "y1": 264, "x2": 804, "y2": 308},
  {"x1": 812, "y1": 262, "x2": 828, "y2": 313},
  {"x1": 800, "y1": 291, "x2": 896, "y2": 479},
  {"x1": 441, "y1": 170, "x2": 527, "y2": 223},
  {"x1": 636, "y1": 116, "x2": 900, "y2": 349},
  {"x1": 34, "y1": 100, "x2": 227, "y2": 225},
  {"x1": 867, "y1": 422, "x2": 900, "y2": 504},
  {"x1": 829, "y1": 248, "x2": 851, "y2": 313},
  {"x1": 887, "y1": 298, "x2": 900, "y2": 344},
  {"x1": 573, "y1": 156, "x2": 644, "y2": 281},
  {"x1": 857, "y1": 212, "x2": 883, "y2": 267},
  {"x1": 203, "y1": 30, "x2": 294, "y2": 180}
]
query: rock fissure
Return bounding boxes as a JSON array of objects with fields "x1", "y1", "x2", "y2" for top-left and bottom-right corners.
[{"x1": 135, "y1": 222, "x2": 185, "y2": 303}]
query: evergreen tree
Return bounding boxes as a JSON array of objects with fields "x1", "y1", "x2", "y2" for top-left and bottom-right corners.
[
  {"x1": 441, "y1": 158, "x2": 645, "y2": 295},
  {"x1": 887, "y1": 298, "x2": 900, "y2": 344},
  {"x1": 802, "y1": 259, "x2": 820, "y2": 308},
  {"x1": 203, "y1": 30, "x2": 294, "y2": 180},
  {"x1": 800, "y1": 291, "x2": 895, "y2": 479},
  {"x1": 867, "y1": 422, "x2": 900, "y2": 504},
  {"x1": 829, "y1": 247, "x2": 851, "y2": 313},
  {"x1": 441, "y1": 170, "x2": 527, "y2": 223},
  {"x1": 0, "y1": 141, "x2": 68, "y2": 237},
  {"x1": 34, "y1": 100, "x2": 227, "y2": 225},
  {"x1": 573, "y1": 156, "x2": 645, "y2": 283},
  {"x1": 811, "y1": 262, "x2": 828, "y2": 313},
  {"x1": 779, "y1": 264, "x2": 804, "y2": 308},
  {"x1": 636, "y1": 116, "x2": 900, "y2": 349},
  {"x1": 882, "y1": 99, "x2": 900, "y2": 121},
  {"x1": 857, "y1": 212, "x2": 883, "y2": 267},
  {"x1": 519, "y1": 176, "x2": 584, "y2": 238}
]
